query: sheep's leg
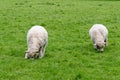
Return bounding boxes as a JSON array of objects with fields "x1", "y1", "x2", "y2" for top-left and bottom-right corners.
[
  {"x1": 42, "y1": 47, "x2": 45, "y2": 58},
  {"x1": 25, "y1": 53, "x2": 28, "y2": 59},
  {"x1": 94, "y1": 44, "x2": 97, "y2": 49},
  {"x1": 39, "y1": 47, "x2": 45, "y2": 59},
  {"x1": 39, "y1": 49, "x2": 42, "y2": 59},
  {"x1": 39, "y1": 42, "x2": 47, "y2": 59}
]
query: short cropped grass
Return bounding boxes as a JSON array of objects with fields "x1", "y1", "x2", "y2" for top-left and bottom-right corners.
[{"x1": 0, "y1": 0, "x2": 120, "y2": 80}]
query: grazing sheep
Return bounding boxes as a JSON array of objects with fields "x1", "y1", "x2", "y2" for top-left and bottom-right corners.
[
  {"x1": 25, "y1": 25, "x2": 48, "y2": 59},
  {"x1": 89, "y1": 24, "x2": 108, "y2": 52}
]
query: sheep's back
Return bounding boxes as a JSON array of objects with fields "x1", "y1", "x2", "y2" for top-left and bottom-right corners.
[
  {"x1": 27, "y1": 26, "x2": 48, "y2": 46},
  {"x1": 89, "y1": 24, "x2": 108, "y2": 41}
]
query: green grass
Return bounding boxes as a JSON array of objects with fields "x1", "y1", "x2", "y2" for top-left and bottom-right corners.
[{"x1": 0, "y1": 0, "x2": 120, "y2": 80}]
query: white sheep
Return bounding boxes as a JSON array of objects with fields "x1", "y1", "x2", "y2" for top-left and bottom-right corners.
[
  {"x1": 89, "y1": 24, "x2": 108, "y2": 52},
  {"x1": 25, "y1": 25, "x2": 48, "y2": 59}
]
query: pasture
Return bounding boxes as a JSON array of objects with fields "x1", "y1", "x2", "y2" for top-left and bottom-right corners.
[{"x1": 0, "y1": 0, "x2": 120, "y2": 80}]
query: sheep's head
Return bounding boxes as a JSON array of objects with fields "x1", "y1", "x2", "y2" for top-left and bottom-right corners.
[
  {"x1": 94, "y1": 41, "x2": 105, "y2": 52},
  {"x1": 26, "y1": 51, "x2": 39, "y2": 60}
]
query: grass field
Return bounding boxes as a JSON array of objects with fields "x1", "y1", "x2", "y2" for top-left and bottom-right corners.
[{"x1": 0, "y1": 0, "x2": 120, "y2": 80}]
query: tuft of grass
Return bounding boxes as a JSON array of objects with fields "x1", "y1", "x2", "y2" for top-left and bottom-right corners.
[{"x1": 0, "y1": 0, "x2": 120, "y2": 80}]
